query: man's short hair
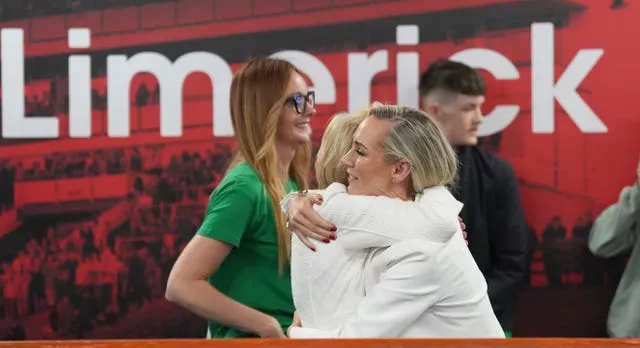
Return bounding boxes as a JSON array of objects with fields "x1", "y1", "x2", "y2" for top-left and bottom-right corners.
[{"x1": 418, "y1": 59, "x2": 486, "y2": 99}]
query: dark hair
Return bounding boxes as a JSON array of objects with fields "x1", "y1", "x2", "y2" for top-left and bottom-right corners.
[{"x1": 418, "y1": 59, "x2": 486, "y2": 98}]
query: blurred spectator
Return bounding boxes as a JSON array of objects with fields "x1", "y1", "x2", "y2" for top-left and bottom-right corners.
[
  {"x1": 572, "y1": 212, "x2": 605, "y2": 286},
  {"x1": 542, "y1": 216, "x2": 567, "y2": 287},
  {"x1": 135, "y1": 83, "x2": 150, "y2": 107},
  {"x1": 610, "y1": 0, "x2": 626, "y2": 10},
  {"x1": 0, "y1": 160, "x2": 16, "y2": 211},
  {"x1": 1, "y1": 263, "x2": 17, "y2": 320},
  {"x1": 2, "y1": 324, "x2": 26, "y2": 341},
  {"x1": 523, "y1": 223, "x2": 538, "y2": 287}
]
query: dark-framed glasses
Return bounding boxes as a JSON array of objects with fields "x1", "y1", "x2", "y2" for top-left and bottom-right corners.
[{"x1": 285, "y1": 91, "x2": 315, "y2": 114}]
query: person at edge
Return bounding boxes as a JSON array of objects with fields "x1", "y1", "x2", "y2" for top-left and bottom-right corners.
[{"x1": 588, "y1": 156, "x2": 640, "y2": 338}]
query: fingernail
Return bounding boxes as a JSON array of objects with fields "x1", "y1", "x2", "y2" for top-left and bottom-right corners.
[
  {"x1": 330, "y1": 226, "x2": 337, "y2": 232},
  {"x1": 310, "y1": 247, "x2": 316, "y2": 252},
  {"x1": 323, "y1": 238, "x2": 330, "y2": 243},
  {"x1": 330, "y1": 234, "x2": 337, "y2": 240}
]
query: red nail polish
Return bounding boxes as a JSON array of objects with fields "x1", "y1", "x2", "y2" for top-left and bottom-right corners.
[
  {"x1": 330, "y1": 234, "x2": 337, "y2": 240},
  {"x1": 310, "y1": 247, "x2": 316, "y2": 252},
  {"x1": 330, "y1": 226, "x2": 337, "y2": 232},
  {"x1": 323, "y1": 238, "x2": 330, "y2": 243}
]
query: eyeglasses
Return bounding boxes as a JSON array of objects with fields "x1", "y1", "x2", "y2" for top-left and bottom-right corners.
[{"x1": 285, "y1": 91, "x2": 315, "y2": 114}]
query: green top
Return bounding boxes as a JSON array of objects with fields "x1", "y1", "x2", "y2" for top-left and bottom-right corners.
[{"x1": 197, "y1": 161, "x2": 299, "y2": 338}]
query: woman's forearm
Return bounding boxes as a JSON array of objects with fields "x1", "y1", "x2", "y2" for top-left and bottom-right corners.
[
  {"x1": 317, "y1": 185, "x2": 455, "y2": 249},
  {"x1": 166, "y1": 279, "x2": 276, "y2": 336}
]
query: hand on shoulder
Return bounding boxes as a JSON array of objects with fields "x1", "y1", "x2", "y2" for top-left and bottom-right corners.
[{"x1": 287, "y1": 191, "x2": 336, "y2": 251}]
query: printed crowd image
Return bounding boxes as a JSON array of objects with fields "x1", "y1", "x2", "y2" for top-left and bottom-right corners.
[{"x1": 0, "y1": 0, "x2": 639, "y2": 342}]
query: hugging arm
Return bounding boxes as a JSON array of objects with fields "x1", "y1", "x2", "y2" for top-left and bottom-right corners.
[{"x1": 284, "y1": 183, "x2": 453, "y2": 251}]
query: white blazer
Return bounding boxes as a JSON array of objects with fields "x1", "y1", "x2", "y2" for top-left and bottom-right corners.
[{"x1": 285, "y1": 183, "x2": 504, "y2": 339}]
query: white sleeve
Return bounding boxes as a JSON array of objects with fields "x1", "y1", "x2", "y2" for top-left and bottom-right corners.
[
  {"x1": 315, "y1": 183, "x2": 450, "y2": 250},
  {"x1": 291, "y1": 241, "x2": 441, "y2": 338},
  {"x1": 281, "y1": 183, "x2": 459, "y2": 250}
]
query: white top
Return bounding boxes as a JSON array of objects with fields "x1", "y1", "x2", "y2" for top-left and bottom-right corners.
[{"x1": 285, "y1": 183, "x2": 504, "y2": 339}]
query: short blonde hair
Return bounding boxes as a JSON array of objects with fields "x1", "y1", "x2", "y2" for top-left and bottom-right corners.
[
  {"x1": 315, "y1": 103, "x2": 382, "y2": 189},
  {"x1": 370, "y1": 105, "x2": 458, "y2": 192}
]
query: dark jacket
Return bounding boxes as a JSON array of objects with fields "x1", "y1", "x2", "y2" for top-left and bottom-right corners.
[{"x1": 453, "y1": 146, "x2": 528, "y2": 332}]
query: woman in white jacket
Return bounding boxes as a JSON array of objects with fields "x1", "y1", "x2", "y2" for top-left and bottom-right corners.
[{"x1": 285, "y1": 105, "x2": 504, "y2": 338}]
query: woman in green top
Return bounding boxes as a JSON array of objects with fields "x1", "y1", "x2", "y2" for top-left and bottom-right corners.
[{"x1": 165, "y1": 57, "x2": 332, "y2": 338}]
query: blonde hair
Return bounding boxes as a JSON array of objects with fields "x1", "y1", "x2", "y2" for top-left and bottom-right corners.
[
  {"x1": 370, "y1": 105, "x2": 458, "y2": 192},
  {"x1": 315, "y1": 102, "x2": 383, "y2": 189},
  {"x1": 228, "y1": 57, "x2": 310, "y2": 273},
  {"x1": 315, "y1": 113, "x2": 360, "y2": 188}
]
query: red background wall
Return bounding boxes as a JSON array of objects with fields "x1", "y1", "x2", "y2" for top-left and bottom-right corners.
[{"x1": 0, "y1": 0, "x2": 638, "y2": 340}]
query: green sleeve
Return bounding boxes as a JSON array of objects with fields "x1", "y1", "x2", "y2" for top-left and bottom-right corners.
[{"x1": 196, "y1": 179, "x2": 256, "y2": 248}]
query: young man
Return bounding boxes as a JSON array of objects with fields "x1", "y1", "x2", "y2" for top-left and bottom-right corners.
[{"x1": 419, "y1": 60, "x2": 528, "y2": 337}]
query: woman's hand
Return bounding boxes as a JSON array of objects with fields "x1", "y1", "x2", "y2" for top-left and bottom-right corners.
[
  {"x1": 287, "y1": 312, "x2": 302, "y2": 337},
  {"x1": 287, "y1": 193, "x2": 337, "y2": 251},
  {"x1": 258, "y1": 316, "x2": 287, "y2": 338},
  {"x1": 458, "y1": 216, "x2": 468, "y2": 245}
]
